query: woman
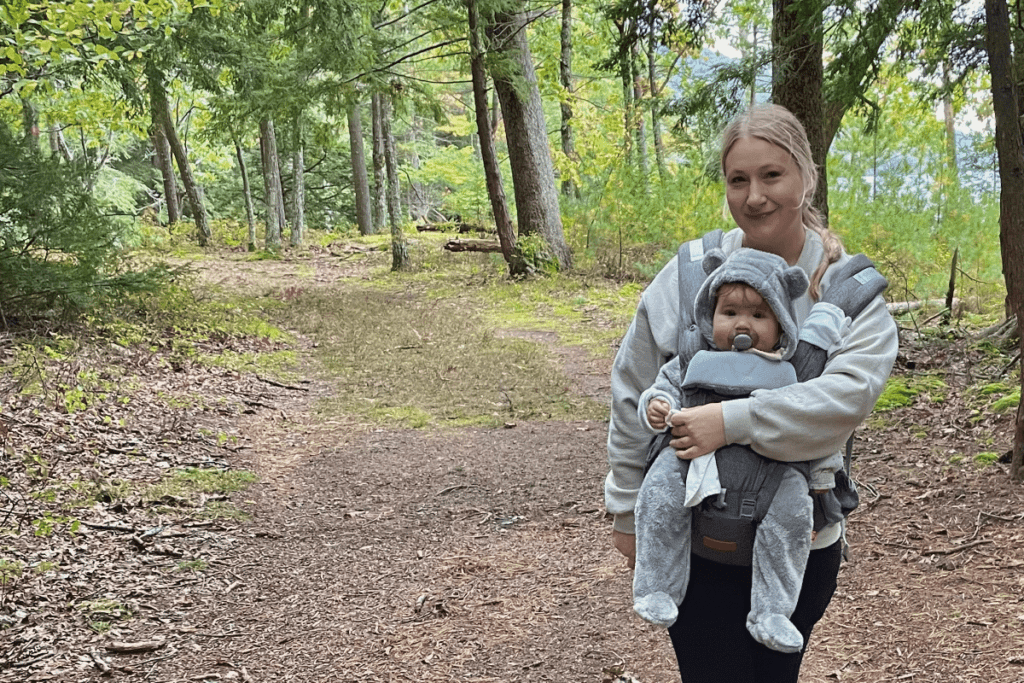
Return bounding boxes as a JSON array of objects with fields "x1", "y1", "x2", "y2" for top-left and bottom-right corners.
[{"x1": 605, "y1": 104, "x2": 898, "y2": 681}]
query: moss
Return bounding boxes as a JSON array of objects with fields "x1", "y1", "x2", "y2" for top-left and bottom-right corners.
[
  {"x1": 992, "y1": 391, "x2": 1020, "y2": 414},
  {"x1": 874, "y1": 374, "x2": 948, "y2": 412},
  {"x1": 973, "y1": 451, "x2": 1000, "y2": 468}
]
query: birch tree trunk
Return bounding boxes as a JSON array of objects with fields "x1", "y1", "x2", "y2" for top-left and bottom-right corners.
[
  {"x1": 260, "y1": 117, "x2": 283, "y2": 250},
  {"x1": 371, "y1": 93, "x2": 387, "y2": 234},
  {"x1": 984, "y1": 0, "x2": 1024, "y2": 482},
  {"x1": 348, "y1": 101, "x2": 374, "y2": 235},
  {"x1": 291, "y1": 117, "x2": 305, "y2": 247},
  {"x1": 647, "y1": 16, "x2": 666, "y2": 181}
]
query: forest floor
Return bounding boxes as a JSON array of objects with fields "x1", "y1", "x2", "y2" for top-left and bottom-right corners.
[{"x1": 2, "y1": 243, "x2": 1024, "y2": 683}]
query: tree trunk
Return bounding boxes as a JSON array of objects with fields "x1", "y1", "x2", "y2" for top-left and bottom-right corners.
[
  {"x1": 647, "y1": 12, "x2": 666, "y2": 182},
  {"x1": 985, "y1": 0, "x2": 1024, "y2": 482},
  {"x1": 48, "y1": 123, "x2": 73, "y2": 163},
  {"x1": 772, "y1": 0, "x2": 828, "y2": 221},
  {"x1": 259, "y1": 117, "x2": 283, "y2": 250},
  {"x1": 616, "y1": 20, "x2": 634, "y2": 168},
  {"x1": 148, "y1": 63, "x2": 211, "y2": 246},
  {"x1": 348, "y1": 101, "x2": 374, "y2": 235},
  {"x1": 942, "y1": 60, "x2": 958, "y2": 177},
  {"x1": 380, "y1": 93, "x2": 407, "y2": 271},
  {"x1": 151, "y1": 115, "x2": 180, "y2": 225},
  {"x1": 234, "y1": 140, "x2": 257, "y2": 252},
  {"x1": 405, "y1": 117, "x2": 428, "y2": 224},
  {"x1": 632, "y1": 44, "x2": 649, "y2": 184},
  {"x1": 559, "y1": 0, "x2": 580, "y2": 198},
  {"x1": 488, "y1": 6, "x2": 573, "y2": 271},
  {"x1": 468, "y1": 0, "x2": 518, "y2": 271},
  {"x1": 371, "y1": 93, "x2": 387, "y2": 234},
  {"x1": 291, "y1": 117, "x2": 305, "y2": 247}
]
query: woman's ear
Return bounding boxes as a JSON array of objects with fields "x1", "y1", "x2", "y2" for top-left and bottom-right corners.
[
  {"x1": 702, "y1": 248, "x2": 727, "y2": 276},
  {"x1": 783, "y1": 266, "x2": 809, "y2": 300}
]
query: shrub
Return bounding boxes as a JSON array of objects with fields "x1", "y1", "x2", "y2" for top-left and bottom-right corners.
[{"x1": 0, "y1": 122, "x2": 173, "y2": 324}]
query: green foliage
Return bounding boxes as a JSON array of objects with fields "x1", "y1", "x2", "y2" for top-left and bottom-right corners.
[{"x1": 0, "y1": 122, "x2": 175, "y2": 322}]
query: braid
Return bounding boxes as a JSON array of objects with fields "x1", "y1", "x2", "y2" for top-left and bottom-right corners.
[{"x1": 802, "y1": 206, "x2": 843, "y2": 300}]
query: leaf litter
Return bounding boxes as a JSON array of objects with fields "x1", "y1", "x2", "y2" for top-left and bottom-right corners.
[{"x1": 0, "y1": 250, "x2": 1022, "y2": 683}]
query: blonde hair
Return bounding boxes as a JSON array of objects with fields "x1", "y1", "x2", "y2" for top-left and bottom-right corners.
[{"x1": 720, "y1": 104, "x2": 842, "y2": 300}]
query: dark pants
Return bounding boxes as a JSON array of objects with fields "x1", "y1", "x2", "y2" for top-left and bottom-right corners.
[{"x1": 667, "y1": 540, "x2": 842, "y2": 683}]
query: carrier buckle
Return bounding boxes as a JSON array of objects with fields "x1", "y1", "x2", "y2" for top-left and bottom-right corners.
[
  {"x1": 740, "y1": 497, "x2": 756, "y2": 519},
  {"x1": 713, "y1": 488, "x2": 728, "y2": 509}
]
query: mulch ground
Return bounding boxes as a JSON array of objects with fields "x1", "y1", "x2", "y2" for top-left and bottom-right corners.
[{"x1": 2, "y1": 251, "x2": 1023, "y2": 683}]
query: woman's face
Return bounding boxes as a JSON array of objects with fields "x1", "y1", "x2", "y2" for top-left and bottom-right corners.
[{"x1": 723, "y1": 137, "x2": 806, "y2": 257}]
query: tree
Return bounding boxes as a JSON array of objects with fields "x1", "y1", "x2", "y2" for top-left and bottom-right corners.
[
  {"x1": 468, "y1": 0, "x2": 517, "y2": 270},
  {"x1": 260, "y1": 117, "x2": 285, "y2": 250},
  {"x1": 559, "y1": 0, "x2": 580, "y2": 197},
  {"x1": 147, "y1": 62, "x2": 212, "y2": 246},
  {"x1": 371, "y1": 93, "x2": 388, "y2": 234},
  {"x1": 151, "y1": 106, "x2": 181, "y2": 225},
  {"x1": 772, "y1": 0, "x2": 827, "y2": 218},
  {"x1": 291, "y1": 115, "x2": 306, "y2": 247},
  {"x1": 488, "y1": 4, "x2": 572, "y2": 271},
  {"x1": 379, "y1": 91, "x2": 407, "y2": 270},
  {"x1": 348, "y1": 100, "x2": 375, "y2": 235},
  {"x1": 984, "y1": 0, "x2": 1024, "y2": 482}
]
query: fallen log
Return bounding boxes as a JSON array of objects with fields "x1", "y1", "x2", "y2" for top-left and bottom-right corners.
[
  {"x1": 443, "y1": 238, "x2": 502, "y2": 253},
  {"x1": 887, "y1": 298, "x2": 960, "y2": 314}
]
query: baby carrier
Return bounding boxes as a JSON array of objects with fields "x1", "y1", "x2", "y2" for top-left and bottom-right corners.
[{"x1": 642, "y1": 230, "x2": 888, "y2": 566}]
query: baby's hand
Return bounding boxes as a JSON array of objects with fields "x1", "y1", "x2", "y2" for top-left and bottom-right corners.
[{"x1": 647, "y1": 399, "x2": 672, "y2": 430}]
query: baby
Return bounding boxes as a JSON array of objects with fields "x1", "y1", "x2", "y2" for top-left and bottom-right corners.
[{"x1": 632, "y1": 247, "x2": 846, "y2": 654}]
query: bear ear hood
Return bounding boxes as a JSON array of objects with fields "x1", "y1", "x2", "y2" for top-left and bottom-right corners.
[{"x1": 692, "y1": 247, "x2": 808, "y2": 360}]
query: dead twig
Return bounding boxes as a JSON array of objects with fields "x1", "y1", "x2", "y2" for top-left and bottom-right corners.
[{"x1": 921, "y1": 539, "x2": 993, "y2": 556}]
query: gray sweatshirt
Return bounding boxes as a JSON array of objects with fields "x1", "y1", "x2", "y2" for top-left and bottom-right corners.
[{"x1": 605, "y1": 228, "x2": 899, "y2": 549}]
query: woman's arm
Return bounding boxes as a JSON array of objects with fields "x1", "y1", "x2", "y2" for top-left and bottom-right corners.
[{"x1": 605, "y1": 259, "x2": 681, "y2": 534}]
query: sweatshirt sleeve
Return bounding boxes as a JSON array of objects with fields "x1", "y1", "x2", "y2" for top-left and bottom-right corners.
[
  {"x1": 605, "y1": 258, "x2": 681, "y2": 535},
  {"x1": 638, "y1": 357, "x2": 683, "y2": 433},
  {"x1": 720, "y1": 292, "x2": 898, "y2": 463}
]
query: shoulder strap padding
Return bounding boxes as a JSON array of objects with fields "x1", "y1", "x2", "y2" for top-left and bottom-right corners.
[{"x1": 676, "y1": 229, "x2": 723, "y2": 362}]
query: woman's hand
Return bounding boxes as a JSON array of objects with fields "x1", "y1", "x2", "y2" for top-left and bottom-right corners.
[
  {"x1": 612, "y1": 530, "x2": 636, "y2": 569},
  {"x1": 668, "y1": 403, "x2": 726, "y2": 460}
]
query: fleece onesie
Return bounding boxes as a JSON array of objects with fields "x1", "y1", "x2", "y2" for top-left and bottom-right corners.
[{"x1": 631, "y1": 247, "x2": 845, "y2": 654}]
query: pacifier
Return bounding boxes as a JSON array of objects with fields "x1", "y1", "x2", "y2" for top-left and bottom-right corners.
[{"x1": 731, "y1": 333, "x2": 753, "y2": 351}]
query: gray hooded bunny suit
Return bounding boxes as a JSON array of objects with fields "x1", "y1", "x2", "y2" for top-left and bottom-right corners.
[{"x1": 632, "y1": 247, "x2": 846, "y2": 654}]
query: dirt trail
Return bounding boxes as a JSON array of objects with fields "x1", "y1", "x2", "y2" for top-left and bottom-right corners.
[{"x1": 7, "y1": 251, "x2": 1021, "y2": 683}]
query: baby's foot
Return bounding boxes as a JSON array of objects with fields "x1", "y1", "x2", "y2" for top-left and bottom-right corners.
[
  {"x1": 634, "y1": 592, "x2": 678, "y2": 627},
  {"x1": 747, "y1": 613, "x2": 804, "y2": 653}
]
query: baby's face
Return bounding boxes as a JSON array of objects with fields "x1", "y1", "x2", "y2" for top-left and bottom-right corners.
[{"x1": 712, "y1": 284, "x2": 781, "y2": 353}]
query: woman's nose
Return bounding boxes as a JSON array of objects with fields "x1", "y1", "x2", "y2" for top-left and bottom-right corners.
[{"x1": 746, "y1": 181, "x2": 767, "y2": 206}]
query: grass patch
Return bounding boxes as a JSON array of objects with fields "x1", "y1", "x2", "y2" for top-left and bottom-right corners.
[
  {"x1": 145, "y1": 468, "x2": 256, "y2": 501},
  {"x1": 274, "y1": 286, "x2": 607, "y2": 427}
]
